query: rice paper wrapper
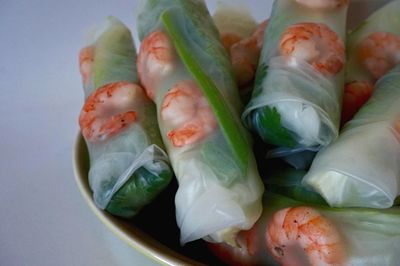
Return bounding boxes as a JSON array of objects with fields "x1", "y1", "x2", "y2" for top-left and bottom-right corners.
[
  {"x1": 169, "y1": 135, "x2": 264, "y2": 245},
  {"x1": 304, "y1": 65, "x2": 400, "y2": 208},
  {"x1": 137, "y1": 0, "x2": 264, "y2": 245},
  {"x1": 89, "y1": 143, "x2": 170, "y2": 209},
  {"x1": 212, "y1": 0, "x2": 258, "y2": 40},
  {"x1": 346, "y1": 0, "x2": 400, "y2": 84},
  {"x1": 80, "y1": 16, "x2": 172, "y2": 217},
  {"x1": 243, "y1": 0, "x2": 348, "y2": 161},
  {"x1": 82, "y1": 16, "x2": 139, "y2": 97},
  {"x1": 244, "y1": 57, "x2": 340, "y2": 149},
  {"x1": 210, "y1": 192, "x2": 400, "y2": 266}
]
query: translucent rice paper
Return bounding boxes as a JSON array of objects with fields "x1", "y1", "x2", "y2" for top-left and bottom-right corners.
[
  {"x1": 342, "y1": 0, "x2": 400, "y2": 123},
  {"x1": 346, "y1": 0, "x2": 400, "y2": 85},
  {"x1": 243, "y1": 0, "x2": 348, "y2": 164},
  {"x1": 212, "y1": 0, "x2": 257, "y2": 40},
  {"x1": 210, "y1": 192, "x2": 400, "y2": 266},
  {"x1": 137, "y1": 0, "x2": 264, "y2": 245},
  {"x1": 80, "y1": 17, "x2": 172, "y2": 217},
  {"x1": 83, "y1": 17, "x2": 139, "y2": 96},
  {"x1": 304, "y1": 65, "x2": 400, "y2": 208}
]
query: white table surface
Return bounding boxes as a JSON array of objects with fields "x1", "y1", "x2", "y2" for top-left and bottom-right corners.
[{"x1": 0, "y1": 0, "x2": 386, "y2": 265}]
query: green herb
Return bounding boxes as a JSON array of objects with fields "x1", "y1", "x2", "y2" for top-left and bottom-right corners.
[
  {"x1": 106, "y1": 166, "x2": 172, "y2": 218},
  {"x1": 202, "y1": 134, "x2": 243, "y2": 186},
  {"x1": 161, "y1": 9, "x2": 250, "y2": 170},
  {"x1": 253, "y1": 64, "x2": 268, "y2": 96},
  {"x1": 254, "y1": 106, "x2": 296, "y2": 148},
  {"x1": 265, "y1": 168, "x2": 327, "y2": 206}
]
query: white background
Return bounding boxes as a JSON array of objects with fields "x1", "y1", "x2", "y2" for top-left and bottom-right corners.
[{"x1": 0, "y1": 0, "x2": 386, "y2": 265}]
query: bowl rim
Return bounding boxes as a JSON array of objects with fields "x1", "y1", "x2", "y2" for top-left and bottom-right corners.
[{"x1": 72, "y1": 133, "x2": 206, "y2": 266}]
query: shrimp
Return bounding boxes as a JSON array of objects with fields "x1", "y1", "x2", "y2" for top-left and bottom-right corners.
[
  {"x1": 221, "y1": 32, "x2": 243, "y2": 51},
  {"x1": 295, "y1": 0, "x2": 348, "y2": 9},
  {"x1": 79, "y1": 81, "x2": 144, "y2": 143},
  {"x1": 341, "y1": 81, "x2": 374, "y2": 125},
  {"x1": 358, "y1": 32, "x2": 400, "y2": 80},
  {"x1": 160, "y1": 80, "x2": 217, "y2": 147},
  {"x1": 393, "y1": 119, "x2": 400, "y2": 143},
  {"x1": 230, "y1": 20, "x2": 268, "y2": 87},
  {"x1": 137, "y1": 30, "x2": 176, "y2": 100},
  {"x1": 266, "y1": 207, "x2": 346, "y2": 266},
  {"x1": 279, "y1": 23, "x2": 345, "y2": 76},
  {"x1": 79, "y1": 46, "x2": 95, "y2": 86}
]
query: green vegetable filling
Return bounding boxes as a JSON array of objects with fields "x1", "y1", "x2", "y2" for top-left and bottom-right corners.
[
  {"x1": 161, "y1": 9, "x2": 250, "y2": 171},
  {"x1": 106, "y1": 165, "x2": 173, "y2": 218},
  {"x1": 252, "y1": 106, "x2": 296, "y2": 148}
]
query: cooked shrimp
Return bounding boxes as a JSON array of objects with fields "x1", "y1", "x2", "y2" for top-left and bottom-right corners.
[
  {"x1": 79, "y1": 81, "x2": 143, "y2": 142},
  {"x1": 394, "y1": 120, "x2": 400, "y2": 137},
  {"x1": 137, "y1": 30, "x2": 176, "y2": 100},
  {"x1": 221, "y1": 32, "x2": 243, "y2": 51},
  {"x1": 358, "y1": 32, "x2": 400, "y2": 80},
  {"x1": 160, "y1": 80, "x2": 217, "y2": 147},
  {"x1": 279, "y1": 23, "x2": 345, "y2": 76},
  {"x1": 79, "y1": 46, "x2": 95, "y2": 86},
  {"x1": 295, "y1": 0, "x2": 349, "y2": 9},
  {"x1": 230, "y1": 20, "x2": 268, "y2": 87},
  {"x1": 266, "y1": 207, "x2": 346, "y2": 266},
  {"x1": 341, "y1": 81, "x2": 374, "y2": 125}
]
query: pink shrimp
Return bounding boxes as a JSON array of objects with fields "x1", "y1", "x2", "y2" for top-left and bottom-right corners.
[
  {"x1": 230, "y1": 20, "x2": 268, "y2": 87},
  {"x1": 358, "y1": 32, "x2": 400, "y2": 80},
  {"x1": 221, "y1": 32, "x2": 243, "y2": 52},
  {"x1": 266, "y1": 207, "x2": 346, "y2": 266},
  {"x1": 79, "y1": 46, "x2": 95, "y2": 86},
  {"x1": 279, "y1": 23, "x2": 345, "y2": 76},
  {"x1": 79, "y1": 81, "x2": 144, "y2": 143},
  {"x1": 160, "y1": 80, "x2": 217, "y2": 147},
  {"x1": 137, "y1": 30, "x2": 177, "y2": 100},
  {"x1": 393, "y1": 120, "x2": 400, "y2": 142},
  {"x1": 295, "y1": 0, "x2": 349, "y2": 9},
  {"x1": 341, "y1": 80, "x2": 374, "y2": 125}
]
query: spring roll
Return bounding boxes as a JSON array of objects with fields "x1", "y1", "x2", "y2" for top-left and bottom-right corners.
[
  {"x1": 342, "y1": 0, "x2": 400, "y2": 124},
  {"x1": 209, "y1": 191, "x2": 400, "y2": 266},
  {"x1": 212, "y1": 1, "x2": 268, "y2": 91},
  {"x1": 265, "y1": 167, "x2": 327, "y2": 206},
  {"x1": 303, "y1": 64, "x2": 400, "y2": 208},
  {"x1": 136, "y1": 0, "x2": 264, "y2": 245},
  {"x1": 242, "y1": 0, "x2": 349, "y2": 165},
  {"x1": 78, "y1": 16, "x2": 172, "y2": 217},
  {"x1": 212, "y1": 0, "x2": 258, "y2": 51}
]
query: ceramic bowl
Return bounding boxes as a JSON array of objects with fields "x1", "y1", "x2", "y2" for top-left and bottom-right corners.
[
  {"x1": 73, "y1": 134, "x2": 225, "y2": 265},
  {"x1": 73, "y1": 1, "x2": 390, "y2": 265}
]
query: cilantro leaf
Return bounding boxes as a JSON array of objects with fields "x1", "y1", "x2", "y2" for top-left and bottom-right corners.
[{"x1": 253, "y1": 106, "x2": 296, "y2": 148}]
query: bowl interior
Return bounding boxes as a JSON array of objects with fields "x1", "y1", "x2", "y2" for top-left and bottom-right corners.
[{"x1": 73, "y1": 134, "x2": 226, "y2": 266}]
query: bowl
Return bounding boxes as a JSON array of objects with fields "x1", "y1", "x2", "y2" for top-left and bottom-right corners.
[
  {"x1": 73, "y1": 134, "x2": 225, "y2": 266},
  {"x1": 73, "y1": 1, "x2": 390, "y2": 265}
]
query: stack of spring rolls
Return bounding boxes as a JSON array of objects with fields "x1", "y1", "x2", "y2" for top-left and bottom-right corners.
[
  {"x1": 78, "y1": 0, "x2": 265, "y2": 247},
  {"x1": 77, "y1": 0, "x2": 400, "y2": 265},
  {"x1": 209, "y1": 1, "x2": 400, "y2": 265},
  {"x1": 304, "y1": 0, "x2": 400, "y2": 208}
]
